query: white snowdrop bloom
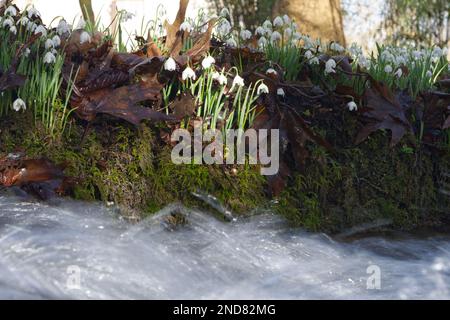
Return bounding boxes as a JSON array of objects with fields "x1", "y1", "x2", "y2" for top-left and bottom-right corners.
[
  {"x1": 34, "y1": 25, "x2": 47, "y2": 37},
  {"x1": 257, "y1": 83, "x2": 269, "y2": 95},
  {"x1": 232, "y1": 75, "x2": 245, "y2": 88},
  {"x1": 330, "y1": 42, "x2": 344, "y2": 53},
  {"x1": 240, "y1": 29, "x2": 252, "y2": 41},
  {"x1": 52, "y1": 35, "x2": 61, "y2": 48},
  {"x1": 217, "y1": 74, "x2": 227, "y2": 86},
  {"x1": 266, "y1": 68, "x2": 277, "y2": 76},
  {"x1": 45, "y1": 39, "x2": 54, "y2": 50},
  {"x1": 292, "y1": 22, "x2": 298, "y2": 30},
  {"x1": 9, "y1": 25, "x2": 17, "y2": 35},
  {"x1": 212, "y1": 72, "x2": 227, "y2": 86},
  {"x1": 180, "y1": 21, "x2": 192, "y2": 32},
  {"x1": 255, "y1": 26, "x2": 265, "y2": 36},
  {"x1": 51, "y1": 48, "x2": 58, "y2": 56},
  {"x1": 80, "y1": 31, "x2": 91, "y2": 44},
  {"x1": 394, "y1": 68, "x2": 403, "y2": 78},
  {"x1": 164, "y1": 57, "x2": 177, "y2": 71},
  {"x1": 384, "y1": 65, "x2": 393, "y2": 73},
  {"x1": 381, "y1": 51, "x2": 393, "y2": 62},
  {"x1": 325, "y1": 59, "x2": 336, "y2": 74},
  {"x1": 202, "y1": 56, "x2": 215, "y2": 69},
  {"x1": 258, "y1": 36, "x2": 267, "y2": 48},
  {"x1": 358, "y1": 54, "x2": 370, "y2": 69},
  {"x1": 425, "y1": 70, "x2": 433, "y2": 78},
  {"x1": 26, "y1": 21, "x2": 37, "y2": 32},
  {"x1": 348, "y1": 43, "x2": 362, "y2": 57},
  {"x1": 293, "y1": 32, "x2": 301, "y2": 41},
  {"x1": 347, "y1": 101, "x2": 358, "y2": 112},
  {"x1": 277, "y1": 88, "x2": 285, "y2": 97},
  {"x1": 220, "y1": 8, "x2": 230, "y2": 17},
  {"x1": 226, "y1": 38, "x2": 237, "y2": 47},
  {"x1": 305, "y1": 50, "x2": 313, "y2": 59},
  {"x1": 432, "y1": 46, "x2": 443, "y2": 58},
  {"x1": 2, "y1": 18, "x2": 14, "y2": 28},
  {"x1": 270, "y1": 31, "x2": 282, "y2": 43},
  {"x1": 27, "y1": 6, "x2": 40, "y2": 19},
  {"x1": 43, "y1": 51, "x2": 56, "y2": 64},
  {"x1": 263, "y1": 20, "x2": 272, "y2": 30},
  {"x1": 57, "y1": 20, "x2": 70, "y2": 35},
  {"x1": 284, "y1": 28, "x2": 292, "y2": 39},
  {"x1": 273, "y1": 16, "x2": 283, "y2": 27},
  {"x1": 5, "y1": 6, "x2": 17, "y2": 16},
  {"x1": 76, "y1": 19, "x2": 86, "y2": 30},
  {"x1": 17, "y1": 16, "x2": 29, "y2": 26},
  {"x1": 24, "y1": 48, "x2": 31, "y2": 58},
  {"x1": 395, "y1": 55, "x2": 406, "y2": 66},
  {"x1": 13, "y1": 98, "x2": 26, "y2": 112},
  {"x1": 283, "y1": 15, "x2": 291, "y2": 25},
  {"x1": 120, "y1": 11, "x2": 134, "y2": 23},
  {"x1": 309, "y1": 57, "x2": 319, "y2": 65},
  {"x1": 216, "y1": 20, "x2": 231, "y2": 36},
  {"x1": 182, "y1": 67, "x2": 196, "y2": 80}
]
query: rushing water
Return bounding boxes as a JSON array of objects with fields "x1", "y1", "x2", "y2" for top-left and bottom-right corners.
[{"x1": 0, "y1": 193, "x2": 449, "y2": 300}]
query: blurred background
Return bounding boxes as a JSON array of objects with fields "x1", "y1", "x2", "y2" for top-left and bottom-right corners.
[{"x1": 11, "y1": 0, "x2": 450, "y2": 54}]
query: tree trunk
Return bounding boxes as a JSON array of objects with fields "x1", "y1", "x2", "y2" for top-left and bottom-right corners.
[
  {"x1": 273, "y1": 0, "x2": 346, "y2": 46},
  {"x1": 79, "y1": 0, "x2": 96, "y2": 26}
]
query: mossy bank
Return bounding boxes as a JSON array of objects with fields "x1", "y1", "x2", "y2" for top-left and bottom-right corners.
[{"x1": 1, "y1": 111, "x2": 449, "y2": 234}]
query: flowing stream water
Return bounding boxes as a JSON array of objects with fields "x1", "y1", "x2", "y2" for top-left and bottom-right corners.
[{"x1": 1, "y1": 193, "x2": 449, "y2": 299}]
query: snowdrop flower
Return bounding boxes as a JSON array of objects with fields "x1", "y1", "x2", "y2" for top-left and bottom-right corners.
[
  {"x1": 216, "y1": 20, "x2": 231, "y2": 36},
  {"x1": 270, "y1": 31, "x2": 282, "y2": 43},
  {"x1": 13, "y1": 98, "x2": 26, "y2": 112},
  {"x1": 52, "y1": 35, "x2": 61, "y2": 47},
  {"x1": 305, "y1": 50, "x2": 313, "y2": 59},
  {"x1": 120, "y1": 11, "x2": 134, "y2": 23},
  {"x1": 257, "y1": 36, "x2": 267, "y2": 48},
  {"x1": 17, "y1": 16, "x2": 29, "y2": 26},
  {"x1": 309, "y1": 57, "x2": 319, "y2": 65},
  {"x1": 212, "y1": 72, "x2": 227, "y2": 86},
  {"x1": 43, "y1": 51, "x2": 56, "y2": 64},
  {"x1": 45, "y1": 39, "x2": 55, "y2": 50},
  {"x1": 240, "y1": 29, "x2": 252, "y2": 41},
  {"x1": 255, "y1": 26, "x2": 265, "y2": 36},
  {"x1": 164, "y1": 57, "x2": 177, "y2": 71},
  {"x1": 432, "y1": 46, "x2": 443, "y2": 58},
  {"x1": 27, "y1": 21, "x2": 37, "y2": 32},
  {"x1": 180, "y1": 21, "x2": 192, "y2": 32},
  {"x1": 293, "y1": 32, "x2": 301, "y2": 41},
  {"x1": 220, "y1": 8, "x2": 230, "y2": 17},
  {"x1": 425, "y1": 70, "x2": 433, "y2": 78},
  {"x1": 257, "y1": 83, "x2": 269, "y2": 95},
  {"x1": 284, "y1": 28, "x2": 292, "y2": 38},
  {"x1": 9, "y1": 25, "x2": 17, "y2": 35},
  {"x1": 226, "y1": 38, "x2": 237, "y2": 47},
  {"x1": 232, "y1": 75, "x2": 245, "y2": 88},
  {"x1": 182, "y1": 67, "x2": 196, "y2": 80},
  {"x1": 2, "y1": 18, "x2": 14, "y2": 28},
  {"x1": 358, "y1": 54, "x2": 370, "y2": 69},
  {"x1": 273, "y1": 16, "x2": 283, "y2": 27},
  {"x1": 24, "y1": 48, "x2": 30, "y2": 58},
  {"x1": 5, "y1": 6, "x2": 17, "y2": 16},
  {"x1": 80, "y1": 31, "x2": 91, "y2": 44},
  {"x1": 76, "y1": 19, "x2": 86, "y2": 30},
  {"x1": 330, "y1": 42, "x2": 344, "y2": 53},
  {"x1": 348, "y1": 43, "x2": 362, "y2": 57},
  {"x1": 384, "y1": 65, "x2": 393, "y2": 73},
  {"x1": 57, "y1": 19, "x2": 70, "y2": 35},
  {"x1": 266, "y1": 68, "x2": 277, "y2": 76},
  {"x1": 27, "y1": 6, "x2": 40, "y2": 19},
  {"x1": 202, "y1": 56, "x2": 215, "y2": 69},
  {"x1": 347, "y1": 101, "x2": 358, "y2": 112},
  {"x1": 282, "y1": 15, "x2": 291, "y2": 25},
  {"x1": 325, "y1": 59, "x2": 336, "y2": 74},
  {"x1": 277, "y1": 88, "x2": 285, "y2": 97},
  {"x1": 263, "y1": 20, "x2": 272, "y2": 30},
  {"x1": 34, "y1": 25, "x2": 47, "y2": 37},
  {"x1": 394, "y1": 68, "x2": 403, "y2": 78}
]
